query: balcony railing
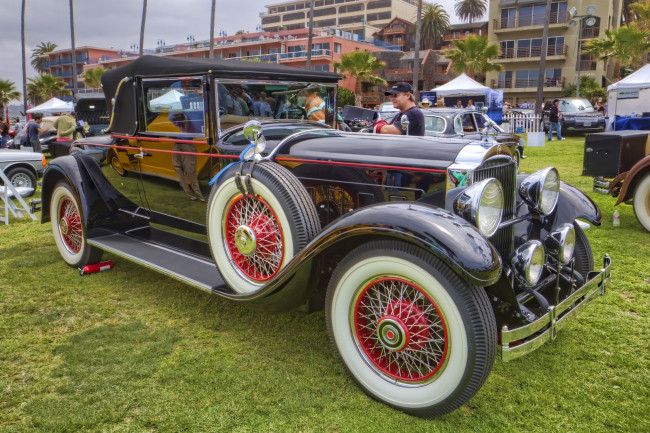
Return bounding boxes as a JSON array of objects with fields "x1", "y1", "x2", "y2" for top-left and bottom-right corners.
[
  {"x1": 444, "y1": 32, "x2": 481, "y2": 42},
  {"x1": 581, "y1": 27, "x2": 600, "y2": 39},
  {"x1": 279, "y1": 49, "x2": 331, "y2": 61},
  {"x1": 579, "y1": 60, "x2": 597, "y2": 71},
  {"x1": 384, "y1": 27, "x2": 407, "y2": 35},
  {"x1": 385, "y1": 68, "x2": 423, "y2": 80},
  {"x1": 494, "y1": 11, "x2": 568, "y2": 30},
  {"x1": 491, "y1": 76, "x2": 565, "y2": 89},
  {"x1": 499, "y1": 44, "x2": 568, "y2": 59}
]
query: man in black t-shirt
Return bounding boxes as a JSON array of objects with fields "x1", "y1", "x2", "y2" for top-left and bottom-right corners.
[{"x1": 374, "y1": 82, "x2": 425, "y2": 136}]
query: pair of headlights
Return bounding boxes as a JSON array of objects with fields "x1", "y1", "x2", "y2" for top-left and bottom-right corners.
[{"x1": 454, "y1": 167, "x2": 561, "y2": 238}]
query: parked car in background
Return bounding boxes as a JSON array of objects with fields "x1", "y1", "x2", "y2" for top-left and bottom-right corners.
[
  {"x1": 41, "y1": 56, "x2": 611, "y2": 418},
  {"x1": 387, "y1": 107, "x2": 526, "y2": 167},
  {"x1": 0, "y1": 149, "x2": 47, "y2": 196},
  {"x1": 6, "y1": 116, "x2": 57, "y2": 153},
  {"x1": 543, "y1": 98, "x2": 605, "y2": 134}
]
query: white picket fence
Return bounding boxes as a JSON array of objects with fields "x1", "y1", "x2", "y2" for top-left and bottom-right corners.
[{"x1": 501, "y1": 113, "x2": 544, "y2": 133}]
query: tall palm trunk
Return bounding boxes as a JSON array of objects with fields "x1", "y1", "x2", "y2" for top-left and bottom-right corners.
[
  {"x1": 535, "y1": 0, "x2": 553, "y2": 115},
  {"x1": 21, "y1": 0, "x2": 27, "y2": 113},
  {"x1": 209, "y1": 0, "x2": 215, "y2": 58},
  {"x1": 69, "y1": 0, "x2": 77, "y2": 97},
  {"x1": 412, "y1": 0, "x2": 422, "y2": 101},
  {"x1": 140, "y1": 0, "x2": 147, "y2": 56}
]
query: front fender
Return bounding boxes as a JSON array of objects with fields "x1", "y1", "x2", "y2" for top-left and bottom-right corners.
[{"x1": 228, "y1": 202, "x2": 502, "y2": 312}]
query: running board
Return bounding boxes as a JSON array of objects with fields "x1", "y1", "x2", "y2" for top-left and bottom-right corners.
[{"x1": 87, "y1": 232, "x2": 230, "y2": 294}]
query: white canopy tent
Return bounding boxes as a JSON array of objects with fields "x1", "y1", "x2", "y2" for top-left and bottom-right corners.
[
  {"x1": 431, "y1": 73, "x2": 491, "y2": 96},
  {"x1": 26, "y1": 97, "x2": 73, "y2": 114},
  {"x1": 149, "y1": 90, "x2": 184, "y2": 111},
  {"x1": 606, "y1": 64, "x2": 650, "y2": 130}
]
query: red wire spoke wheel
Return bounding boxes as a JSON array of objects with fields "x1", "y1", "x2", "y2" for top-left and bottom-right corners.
[
  {"x1": 50, "y1": 181, "x2": 103, "y2": 268},
  {"x1": 58, "y1": 197, "x2": 84, "y2": 254},
  {"x1": 326, "y1": 240, "x2": 496, "y2": 418},
  {"x1": 224, "y1": 194, "x2": 284, "y2": 282},
  {"x1": 208, "y1": 162, "x2": 320, "y2": 294},
  {"x1": 353, "y1": 277, "x2": 448, "y2": 382}
]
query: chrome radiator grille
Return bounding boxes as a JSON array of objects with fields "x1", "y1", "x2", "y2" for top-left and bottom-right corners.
[{"x1": 472, "y1": 157, "x2": 518, "y2": 257}]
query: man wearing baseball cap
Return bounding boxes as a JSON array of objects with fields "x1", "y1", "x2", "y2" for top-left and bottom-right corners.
[{"x1": 373, "y1": 82, "x2": 425, "y2": 136}]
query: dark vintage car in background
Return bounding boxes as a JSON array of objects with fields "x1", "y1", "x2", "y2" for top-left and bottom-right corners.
[
  {"x1": 542, "y1": 98, "x2": 606, "y2": 134},
  {"x1": 387, "y1": 107, "x2": 526, "y2": 167},
  {"x1": 40, "y1": 56, "x2": 611, "y2": 418}
]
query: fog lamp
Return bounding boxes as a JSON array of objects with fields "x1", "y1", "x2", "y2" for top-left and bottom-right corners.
[
  {"x1": 510, "y1": 240, "x2": 545, "y2": 287},
  {"x1": 544, "y1": 223, "x2": 576, "y2": 265}
]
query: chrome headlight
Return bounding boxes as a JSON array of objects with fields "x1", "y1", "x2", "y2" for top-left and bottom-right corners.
[
  {"x1": 519, "y1": 167, "x2": 560, "y2": 216},
  {"x1": 544, "y1": 223, "x2": 576, "y2": 265},
  {"x1": 511, "y1": 241, "x2": 545, "y2": 286},
  {"x1": 454, "y1": 178, "x2": 504, "y2": 237}
]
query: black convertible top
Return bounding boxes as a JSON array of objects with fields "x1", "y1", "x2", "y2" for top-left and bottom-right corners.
[{"x1": 102, "y1": 55, "x2": 341, "y2": 135}]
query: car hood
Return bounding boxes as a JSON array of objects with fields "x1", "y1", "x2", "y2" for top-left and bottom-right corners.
[
  {"x1": 561, "y1": 111, "x2": 604, "y2": 117},
  {"x1": 0, "y1": 149, "x2": 46, "y2": 161},
  {"x1": 273, "y1": 130, "x2": 491, "y2": 170}
]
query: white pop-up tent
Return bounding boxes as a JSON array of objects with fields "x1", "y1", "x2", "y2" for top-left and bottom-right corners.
[
  {"x1": 149, "y1": 90, "x2": 183, "y2": 110},
  {"x1": 26, "y1": 97, "x2": 73, "y2": 114},
  {"x1": 606, "y1": 64, "x2": 650, "y2": 130},
  {"x1": 431, "y1": 73, "x2": 490, "y2": 96}
]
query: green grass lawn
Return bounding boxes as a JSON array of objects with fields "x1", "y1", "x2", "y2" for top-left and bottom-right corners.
[{"x1": 1, "y1": 136, "x2": 648, "y2": 432}]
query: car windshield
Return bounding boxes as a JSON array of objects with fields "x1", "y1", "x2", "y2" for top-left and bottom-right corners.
[
  {"x1": 423, "y1": 115, "x2": 447, "y2": 133},
  {"x1": 559, "y1": 99, "x2": 595, "y2": 112}
]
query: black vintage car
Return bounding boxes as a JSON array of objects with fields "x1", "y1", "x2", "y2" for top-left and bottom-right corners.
[{"x1": 40, "y1": 56, "x2": 611, "y2": 418}]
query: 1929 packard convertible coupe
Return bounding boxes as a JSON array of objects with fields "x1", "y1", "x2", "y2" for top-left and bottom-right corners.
[{"x1": 41, "y1": 56, "x2": 611, "y2": 418}]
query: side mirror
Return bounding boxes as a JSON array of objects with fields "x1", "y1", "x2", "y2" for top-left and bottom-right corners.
[
  {"x1": 400, "y1": 114, "x2": 409, "y2": 134},
  {"x1": 242, "y1": 120, "x2": 266, "y2": 162}
]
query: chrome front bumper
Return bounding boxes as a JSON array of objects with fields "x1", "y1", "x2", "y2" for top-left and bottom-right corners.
[{"x1": 500, "y1": 254, "x2": 612, "y2": 361}]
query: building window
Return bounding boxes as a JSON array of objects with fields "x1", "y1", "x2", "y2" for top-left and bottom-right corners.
[
  {"x1": 519, "y1": 5, "x2": 547, "y2": 27},
  {"x1": 339, "y1": 14, "x2": 365, "y2": 25},
  {"x1": 313, "y1": 64, "x2": 330, "y2": 72},
  {"x1": 339, "y1": 4, "x2": 362, "y2": 13},
  {"x1": 515, "y1": 70, "x2": 539, "y2": 88},
  {"x1": 545, "y1": 68, "x2": 562, "y2": 86},
  {"x1": 550, "y1": 1, "x2": 568, "y2": 24},
  {"x1": 334, "y1": 43, "x2": 341, "y2": 53},
  {"x1": 314, "y1": 7, "x2": 336, "y2": 17},
  {"x1": 500, "y1": 40, "x2": 514, "y2": 59},
  {"x1": 547, "y1": 36, "x2": 565, "y2": 55},
  {"x1": 368, "y1": 0, "x2": 391, "y2": 9},
  {"x1": 288, "y1": 45, "x2": 306, "y2": 53},
  {"x1": 498, "y1": 71, "x2": 512, "y2": 88},
  {"x1": 284, "y1": 12, "x2": 305, "y2": 21},
  {"x1": 500, "y1": 8, "x2": 516, "y2": 29}
]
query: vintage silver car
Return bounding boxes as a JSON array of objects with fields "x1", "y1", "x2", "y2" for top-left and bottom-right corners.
[{"x1": 0, "y1": 149, "x2": 46, "y2": 196}]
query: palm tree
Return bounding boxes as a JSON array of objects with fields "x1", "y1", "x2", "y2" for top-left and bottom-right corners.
[
  {"x1": 30, "y1": 42, "x2": 57, "y2": 73},
  {"x1": 21, "y1": 0, "x2": 28, "y2": 113},
  {"x1": 419, "y1": 3, "x2": 450, "y2": 50},
  {"x1": 454, "y1": 0, "x2": 487, "y2": 23},
  {"x1": 140, "y1": 0, "x2": 147, "y2": 56},
  {"x1": 630, "y1": 0, "x2": 650, "y2": 63},
  {"x1": 443, "y1": 35, "x2": 503, "y2": 82},
  {"x1": 69, "y1": 0, "x2": 78, "y2": 96},
  {"x1": 82, "y1": 68, "x2": 105, "y2": 90},
  {"x1": 27, "y1": 74, "x2": 70, "y2": 105},
  {"x1": 0, "y1": 79, "x2": 22, "y2": 115},
  {"x1": 583, "y1": 24, "x2": 650, "y2": 77},
  {"x1": 332, "y1": 51, "x2": 387, "y2": 107}
]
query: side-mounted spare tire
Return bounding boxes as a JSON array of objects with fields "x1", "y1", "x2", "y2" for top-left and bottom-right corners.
[{"x1": 207, "y1": 161, "x2": 321, "y2": 294}]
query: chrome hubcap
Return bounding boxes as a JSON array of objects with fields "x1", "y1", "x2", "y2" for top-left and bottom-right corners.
[
  {"x1": 377, "y1": 317, "x2": 408, "y2": 351},
  {"x1": 59, "y1": 217, "x2": 70, "y2": 236},
  {"x1": 234, "y1": 225, "x2": 257, "y2": 256}
]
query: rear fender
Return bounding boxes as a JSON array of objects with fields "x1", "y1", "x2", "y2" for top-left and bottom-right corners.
[
  {"x1": 231, "y1": 202, "x2": 502, "y2": 312},
  {"x1": 41, "y1": 154, "x2": 125, "y2": 228},
  {"x1": 615, "y1": 155, "x2": 650, "y2": 205}
]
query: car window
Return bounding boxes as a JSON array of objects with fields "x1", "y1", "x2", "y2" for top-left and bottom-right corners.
[
  {"x1": 461, "y1": 113, "x2": 476, "y2": 132},
  {"x1": 474, "y1": 113, "x2": 486, "y2": 130},
  {"x1": 143, "y1": 77, "x2": 206, "y2": 136},
  {"x1": 216, "y1": 80, "x2": 336, "y2": 133},
  {"x1": 423, "y1": 115, "x2": 446, "y2": 133},
  {"x1": 454, "y1": 115, "x2": 463, "y2": 134}
]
